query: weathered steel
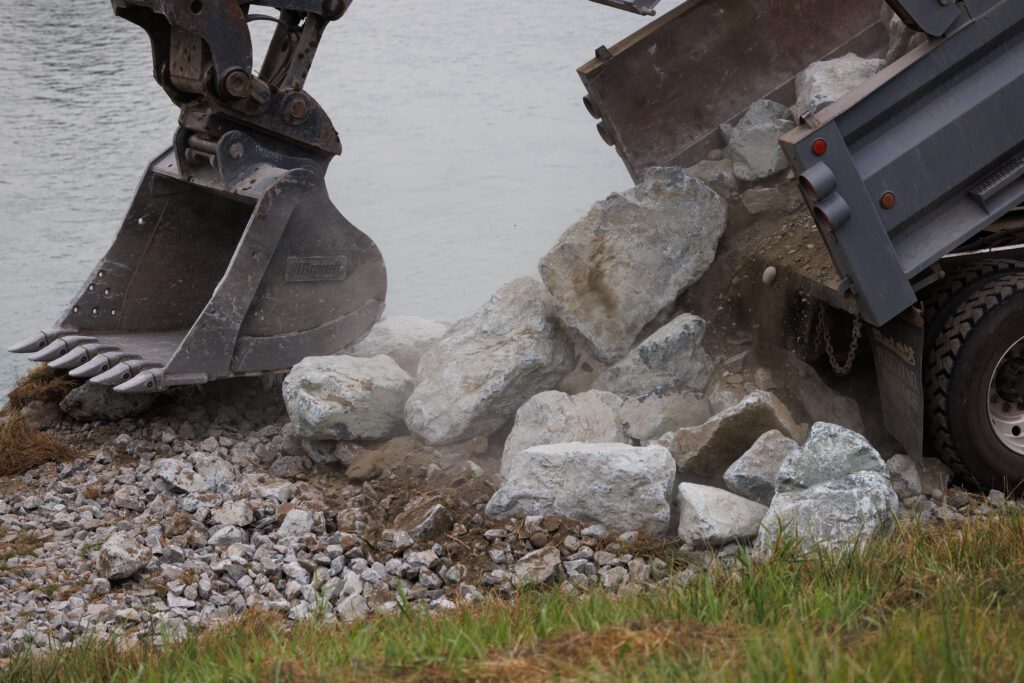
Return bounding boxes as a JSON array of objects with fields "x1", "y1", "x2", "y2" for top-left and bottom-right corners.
[
  {"x1": 578, "y1": 0, "x2": 888, "y2": 180},
  {"x1": 782, "y1": 0, "x2": 1023, "y2": 327},
  {"x1": 10, "y1": 0, "x2": 386, "y2": 393}
]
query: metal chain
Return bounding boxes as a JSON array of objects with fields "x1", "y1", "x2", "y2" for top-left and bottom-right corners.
[{"x1": 816, "y1": 302, "x2": 864, "y2": 377}]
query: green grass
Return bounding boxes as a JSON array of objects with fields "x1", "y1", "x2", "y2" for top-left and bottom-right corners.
[{"x1": 5, "y1": 513, "x2": 1024, "y2": 682}]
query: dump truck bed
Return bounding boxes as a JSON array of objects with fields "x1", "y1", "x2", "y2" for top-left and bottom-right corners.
[{"x1": 578, "y1": 0, "x2": 888, "y2": 181}]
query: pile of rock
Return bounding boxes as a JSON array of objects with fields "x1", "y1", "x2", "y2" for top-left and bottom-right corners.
[{"x1": 0, "y1": 41, "x2": 976, "y2": 658}]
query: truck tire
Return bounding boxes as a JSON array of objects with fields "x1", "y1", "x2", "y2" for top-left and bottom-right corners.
[
  {"x1": 922, "y1": 258, "x2": 1024, "y2": 353},
  {"x1": 925, "y1": 274, "x2": 1024, "y2": 489}
]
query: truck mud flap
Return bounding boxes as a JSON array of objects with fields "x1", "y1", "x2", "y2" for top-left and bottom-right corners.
[
  {"x1": 578, "y1": 0, "x2": 888, "y2": 180},
  {"x1": 870, "y1": 312, "x2": 925, "y2": 459}
]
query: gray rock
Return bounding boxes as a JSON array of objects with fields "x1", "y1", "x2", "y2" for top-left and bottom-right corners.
[
  {"x1": 595, "y1": 314, "x2": 714, "y2": 398},
  {"x1": 793, "y1": 53, "x2": 885, "y2": 118},
  {"x1": 661, "y1": 391, "x2": 803, "y2": 477},
  {"x1": 684, "y1": 158, "x2": 738, "y2": 197},
  {"x1": 540, "y1": 168, "x2": 728, "y2": 364},
  {"x1": 920, "y1": 458, "x2": 953, "y2": 499},
  {"x1": 153, "y1": 459, "x2": 209, "y2": 494},
  {"x1": 742, "y1": 187, "x2": 788, "y2": 215},
  {"x1": 336, "y1": 594, "x2": 369, "y2": 622},
  {"x1": 112, "y1": 486, "x2": 146, "y2": 512},
  {"x1": 501, "y1": 390, "x2": 627, "y2": 476},
  {"x1": 208, "y1": 526, "x2": 247, "y2": 547},
  {"x1": 512, "y1": 546, "x2": 563, "y2": 587},
  {"x1": 59, "y1": 383, "x2": 154, "y2": 421},
  {"x1": 757, "y1": 471, "x2": 898, "y2": 553},
  {"x1": 393, "y1": 502, "x2": 453, "y2": 539},
  {"x1": 405, "y1": 277, "x2": 575, "y2": 445},
  {"x1": 621, "y1": 391, "x2": 711, "y2": 442},
  {"x1": 278, "y1": 509, "x2": 315, "y2": 538},
  {"x1": 97, "y1": 532, "x2": 150, "y2": 581},
  {"x1": 350, "y1": 316, "x2": 448, "y2": 377},
  {"x1": 776, "y1": 423, "x2": 886, "y2": 494},
  {"x1": 886, "y1": 454, "x2": 923, "y2": 501},
  {"x1": 724, "y1": 430, "x2": 799, "y2": 506},
  {"x1": 721, "y1": 100, "x2": 794, "y2": 182},
  {"x1": 211, "y1": 501, "x2": 254, "y2": 528},
  {"x1": 676, "y1": 484, "x2": 768, "y2": 547},
  {"x1": 283, "y1": 355, "x2": 414, "y2": 441},
  {"x1": 486, "y1": 442, "x2": 675, "y2": 534}
]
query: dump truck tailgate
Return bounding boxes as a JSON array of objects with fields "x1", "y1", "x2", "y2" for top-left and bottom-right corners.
[{"x1": 578, "y1": 0, "x2": 888, "y2": 181}]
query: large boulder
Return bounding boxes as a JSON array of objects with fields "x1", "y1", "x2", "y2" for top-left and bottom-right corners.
[
  {"x1": 723, "y1": 430, "x2": 799, "y2": 506},
  {"x1": 677, "y1": 484, "x2": 768, "y2": 547},
  {"x1": 283, "y1": 355, "x2": 414, "y2": 441},
  {"x1": 97, "y1": 532, "x2": 151, "y2": 581},
  {"x1": 540, "y1": 168, "x2": 727, "y2": 364},
  {"x1": 349, "y1": 316, "x2": 448, "y2": 377},
  {"x1": 792, "y1": 54, "x2": 886, "y2": 118},
  {"x1": 59, "y1": 383, "x2": 154, "y2": 421},
  {"x1": 775, "y1": 423, "x2": 886, "y2": 494},
  {"x1": 621, "y1": 391, "x2": 711, "y2": 443},
  {"x1": 721, "y1": 100, "x2": 795, "y2": 182},
  {"x1": 501, "y1": 391, "x2": 627, "y2": 476},
  {"x1": 661, "y1": 391, "x2": 803, "y2": 477},
  {"x1": 594, "y1": 314, "x2": 714, "y2": 398},
  {"x1": 486, "y1": 443, "x2": 676, "y2": 534},
  {"x1": 405, "y1": 278, "x2": 575, "y2": 446},
  {"x1": 757, "y1": 471, "x2": 898, "y2": 553}
]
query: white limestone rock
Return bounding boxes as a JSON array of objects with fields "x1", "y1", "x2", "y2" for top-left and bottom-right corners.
[
  {"x1": 676, "y1": 484, "x2": 768, "y2": 547},
  {"x1": 540, "y1": 168, "x2": 727, "y2": 364},
  {"x1": 757, "y1": 471, "x2": 898, "y2": 553},
  {"x1": 501, "y1": 390, "x2": 627, "y2": 476},
  {"x1": 721, "y1": 100, "x2": 795, "y2": 182},
  {"x1": 724, "y1": 430, "x2": 800, "y2": 506},
  {"x1": 486, "y1": 443, "x2": 676, "y2": 534},
  {"x1": 792, "y1": 53, "x2": 886, "y2": 118},
  {"x1": 283, "y1": 355, "x2": 414, "y2": 441},
  {"x1": 661, "y1": 391, "x2": 803, "y2": 477},
  {"x1": 775, "y1": 423, "x2": 886, "y2": 494},
  {"x1": 405, "y1": 277, "x2": 575, "y2": 446},
  {"x1": 594, "y1": 314, "x2": 714, "y2": 398}
]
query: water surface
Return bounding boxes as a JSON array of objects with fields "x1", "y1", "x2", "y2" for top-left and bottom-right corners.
[{"x1": 0, "y1": 0, "x2": 681, "y2": 392}]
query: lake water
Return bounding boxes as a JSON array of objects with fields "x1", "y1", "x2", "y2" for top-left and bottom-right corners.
[{"x1": 0, "y1": 0, "x2": 683, "y2": 393}]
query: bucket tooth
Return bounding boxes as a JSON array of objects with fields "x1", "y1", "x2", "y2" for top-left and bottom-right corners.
[
  {"x1": 49, "y1": 343, "x2": 119, "y2": 371},
  {"x1": 69, "y1": 352, "x2": 139, "y2": 379},
  {"x1": 91, "y1": 360, "x2": 160, "y2": 386},
  {"x1": 8, "y1": 330, "x2": 70, "y2": 354},
  {"x1": 115, "y1": 368, "x2": 164, "y2": 394},
  {"x1": 27, "y1": 336, "x2": 98, "y2": 363}
]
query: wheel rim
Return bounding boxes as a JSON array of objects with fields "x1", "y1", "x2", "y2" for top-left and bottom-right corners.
[{"x1": 989, "y1": 334, "x2": 1024, "y2": 455}]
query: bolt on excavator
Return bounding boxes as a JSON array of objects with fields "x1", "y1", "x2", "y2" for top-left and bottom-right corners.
[{"x1": 11, "y1": 0, "x2": 1024, "y2": 487}]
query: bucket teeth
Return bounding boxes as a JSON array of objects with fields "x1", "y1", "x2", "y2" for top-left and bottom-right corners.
[
  {"x1": 115, "y1": 369, "x2": 164, "y2": 394},
  {"x1": 91, "y1": 360, "x2": 161, "y2": 386},
  {"x1": 69, "y1": 352, "x2": 139, "y2": 379},
  {"x1": 49, "y1": 343, "x2": 119, "y2": 370},
  {"x1": 27, "y1": 336, "x2": 99, "y2": 363},
  {"x1": 8, "y1": 330, "x2": 70, "y2": 354}
]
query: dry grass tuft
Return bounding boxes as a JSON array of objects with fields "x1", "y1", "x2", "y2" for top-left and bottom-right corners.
[
  {"x1": 4, "y1": 365, "x2": 78, "y2": 413},
  {"x1": 0, "y1": 412, "x2": 77, "y2": 477}
]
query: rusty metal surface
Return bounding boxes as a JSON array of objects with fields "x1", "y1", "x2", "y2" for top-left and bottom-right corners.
[
  {"x1": 579, "y1": 0, "x2": 889, "y2": 180},
  {"x1": 9, "y1": 0, "x2": 386, "y2": 392}
]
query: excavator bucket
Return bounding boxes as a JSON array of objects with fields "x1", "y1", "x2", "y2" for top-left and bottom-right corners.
[
  {"x1": 579, "y1": 0, "x2": 890, "y2": 180},
  {"x1": 9, "y1": 0, "x2": 387, "y2": 393},
  {"x1": 9, "y1": 132, "x2": 386, "y2": 393}
]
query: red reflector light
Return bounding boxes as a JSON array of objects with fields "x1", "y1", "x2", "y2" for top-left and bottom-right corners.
[{"x1": 812, "y1": 139, "x2": 828, "y2": 156}]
